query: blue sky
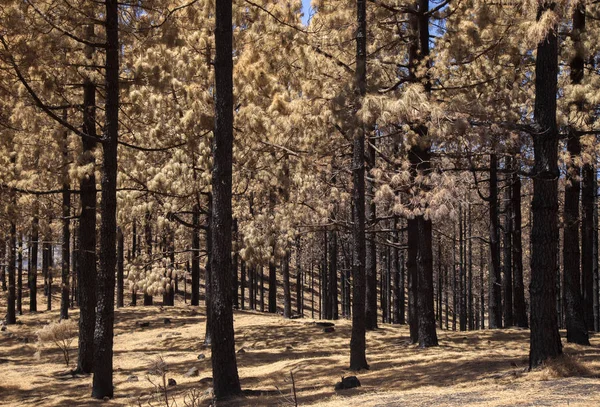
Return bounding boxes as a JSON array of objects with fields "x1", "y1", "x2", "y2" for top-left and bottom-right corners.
[{"x1": 301, "y1": 0, "x2": 312, "y2": 25}]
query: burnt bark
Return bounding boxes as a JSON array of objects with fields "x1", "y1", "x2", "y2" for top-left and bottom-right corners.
[
  {"x1": 210, "y1": 0, "x2": 242, "y2": 395},
  {"x1": 488, "y1": 154, "x2": 502, "y2": 328},
  {"x1": 92, "y1": 0, "x2": 119, "y2": 397},
  {"x1": 349, "y1": 0, "x2": 369, "y2": 371},
  {"x1": 191, "y1": 205, "x2": 200, "y2": 306},
  {"x1": 529, "y1": 3, "x2": 563, "y2": 368},
  {"x1": 117, "y1": 227, "x2": 124, "y2": 308},
  {"x1": 30, "y1": 216, "x2": 38, "y2": 312}
]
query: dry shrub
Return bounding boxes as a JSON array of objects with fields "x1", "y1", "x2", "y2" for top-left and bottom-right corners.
[
  {"x1": 35, "y1": 319, "x2": 78, "y2": 367},
  {"x1": 538, "y1": 355, "x2": 592, "y2": 380}
]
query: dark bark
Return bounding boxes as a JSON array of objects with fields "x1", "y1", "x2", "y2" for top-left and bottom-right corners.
[
  {"x1": 407, "y1": 228, "x2": 419, "y2": 339},
  {"x1": 459, "y1": 205, "x2": 466, "y2": 331},
  {"x1": 92, "y1": 0, "x2": 119, "y2": 397},
  {"x1": 268, "y1": 258, "x2": 277, "y2": 313},
  {"x1": 131, "y1": 220, "x2": 137, "y2": 305},
  {"x1": 467, "y1": 204, "x2": 474, "y2": 330},
  {"x1": 76, "y1": 22, "x2": 97, "y2": 375},
  {"x1": 143, "y1": 212, "x2": 153, "y2": 306},
  {"x1": 283, "y1": 249, "x2": 292, "y2": 318},
  {"x1": 392, "y1": 218, "x2": 401, "y2": 324},
  {"x1": 365, "y1": 140, "x2": 378, "y2": 330},
  {"x1": 241, "y1": 260, "x2": 246, "y2": 310},
  {"x1": 117, "y1": 227, "x2": 124, "y2": 308},
  {"x1": 328, "y1": 230, "x2": 338, "y2": 320},
  {"x1": 349, "y1": 0, "x2": 369, "y2": 371},
  {"x1": 582, "y1": 164, "x2": 595, "y2": 329},
  {"x1": 44, "y1": 236, "x2": 52, "y2": 311},
  {"x1": 295, "y1": 236, "x2": 302, "y2": 315},
  {"x1": 512, "y1": 164, "x2": 527, "y2": 327},
  {"x1": 205, "y1": 200, "x2": 213, "y2": 345},
  {"x1": 210, "y1": 0, "x2": 242, "y2": 394},
  {"x1": 17, "y1": 238, "x2": 22, "y2": 315},
  {"x1": 7, "y1": 205, "x2": 16, "y2": 324},
  {"x1": 30, "y1": 217, "x2": 38, "y2": 312},
  {"x1": 191, "y1": 205, "x2": 200, "y2": 306},
  {"x1": 503, "y1": 157, "x2": 514, "y2": 327},
  {"x1": 488, "y1": 153, "x2": 502, "y2": 328},
  {"x1": 561, "y1": 2, "x2": 588, "y2": 341},
  {"x1": 563, "y1": 132, "x2": 589, "y2": 344},
  {"x1": 61, "y1": 120, "x2": 71, "y2": 320},
  {"x1": 529, "y1": 3, "x2": 563, "y2": 368},
  {"x1": 408, "y1": 145, "x2": 438, "y2": 347},
  {"x1": 232, "y1": 219, "x2": 239, "y2": 309}
]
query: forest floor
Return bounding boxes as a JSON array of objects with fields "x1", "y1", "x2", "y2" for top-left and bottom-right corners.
[{"x1": 2, "y1": 299, "x2": 600, "y2": 406}]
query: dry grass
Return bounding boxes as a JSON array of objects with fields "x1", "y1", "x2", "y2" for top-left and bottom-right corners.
[{"x1": 2, "y1": 289, "x2": 600, "y2": 406}]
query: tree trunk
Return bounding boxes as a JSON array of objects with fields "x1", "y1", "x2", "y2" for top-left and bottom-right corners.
[
  {"x1": 117, "y1": 227, "x2": 124, "y2": 308},
  {"x1": 205, "y1": 201, "x2": 213, "y2": 345},
  {"x1": 232, "y1": 219, "x2": 239, "y2": 309},
  {"x1": 512, "y1": 162, "x2": 527, "y2": 327},
  {"x1": 92, "y1": 0, "x2": 119, "y2": 396},
  {"x1": 61, "y1": 119, "x2": 71, "y2": 320},
  {"x1": 392, "y1": 218, "x2": 401, "y2": 324},
  {"x1": 76, "y1": 23, "x2": 97, "y2": 375},
  {"x1": 529, "y1": 3, "x2": 563, "y2": 368},
  {"x1": 144, "y1": 212, "x2": 153, "y2": 306},
  {"x1": 563, "y1": 132, "x2": 589, "y2": 344},
  {"x1": 582, "y1": 164, "x2": 595, "y2": 329},
  {"x1": 408, "y1": 145, "x2": 438, "y2": 347},
  {"x1": 191, "y1": 205, "x2": 200, "y2": 306},
  {"x1": 503, "y1": 157, "x2": 514, "y2": 327},
  {"x1": 6, "y1": 202, "x2": 16, "y2": 324},
  {"x1": 241, "y1": 260, "x2": 246, "y2": 310},
  {"x1": 488, "y1": 153, "x2": 502, "y2": 328},
  {"x1": 283, "y1": 249, "x2": 292, "y2": 318},
  {"x1": 328, "y1": 230, "x2": 338, "y2": 320},
  {"x1": 30, "y1": 217, "x2": 38, "y2": 312},
  {"x1": 17, "y1": 238, "x2": 22, "y2": 315},
  {"x1": 365, "y1": 139, "x2": 378, "y2": 330},
  {"x1": 131, "y1": 220, "x2": 137, "y2": 305},
  {"x1": 210, "y1": 0, "x2": 242, "y2": 393},
  {"x1": 44, "y1": 236, "x2": 52, "y2": 311},
  {"x1": 295, "y1": 236, "x2": 302, "y2": 315}
]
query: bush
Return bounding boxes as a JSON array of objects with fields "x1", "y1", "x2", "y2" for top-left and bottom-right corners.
[{"x1": 35, "y1": 319, "x2": 78, "y2": 367}]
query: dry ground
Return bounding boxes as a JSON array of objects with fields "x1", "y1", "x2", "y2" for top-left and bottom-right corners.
[{"x1": 2, "y1": 299, "x2": 600, "y2": 406}]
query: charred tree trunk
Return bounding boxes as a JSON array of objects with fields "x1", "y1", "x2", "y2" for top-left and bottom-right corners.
[
  {"x1": 210, "y1": 0, "x2": 242, "y2": 393},
  {"x1": 296, "y1": 236, "x2": 302, "y2": 316},
  {"x1": 488, "y1": 153, "x2": 502, "y2": 328},
  {"x1": 328, "y1": 230, "x2": 338, "y2": 320},
  {"x1": 349, "y1": 0, "x2": 368, "y2": 370},
  {"x1": 144, "y1": 212, "x2": 153, "y2": 306},
  {"x1": 17, "y1": 238, "x2": 22, "y2": 315},
  {"x1": 232, "y1": 219, "x2": 239, "y2": 309},
  {"x1": 365, "y1": 139, "x2": 378, "y2": 330},
  {"x1": 283, "y1": 249, "x2": 292, "y2": 318},
  {"x1": 205, "y1": 201, "x2": 213, "y2": 345},
  {"x1": 582, "y1": 164, "x2": 595, "y2": 329},
  {"x1": 512, "y1": 163, "x2": 527, "y2": 327},
  {"x1": 6, "y1": 194, "x2": 16, "y2": 324},
  {"x1": 60, "y1": 118, "x2": 71, "y2": 320},
  {"x1": 92, "y1": 0, "x2": 119, "y2": 396},
  {"x1": 392, "y1": 218, "x2": 401, "y2": 324},
  {"x1": 503, "y1": 157, "x2": 514, "y2": 327},
  {"x1": 131, "y1": 220, "x2": 137, "y2": 305},
  {"x1": 191, "y1": 205, "x2": 200, "y2": 306},
  {"x1": 116, "y1": 227, "x2": 124, "y2": 308},
  {"x1": 76, "y1": 23, "x2": 97, "y2": 375},
  {"x1": 529, "y1": 3, "x2": 563, "y2": 368},
  {"x1": 30, "y1": 217, "x2": 38, "y2": 312},
  {"x1": 563, "y1": 132, "x2": 589, "y2": 344}
]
